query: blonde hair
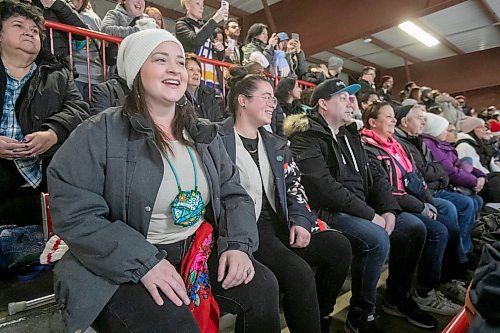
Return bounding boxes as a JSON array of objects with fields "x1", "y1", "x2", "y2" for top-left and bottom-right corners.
[
  {"x1": 180, "y1": 0, "x2": 190, "y2": 10},
  {"x1": 145, "y1": 6, "x2": 165, "y2": 29}
]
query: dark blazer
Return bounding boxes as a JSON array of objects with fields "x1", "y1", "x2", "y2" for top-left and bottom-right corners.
[{"x1": 218, "y1": 117, "x2": 317, "y2": 232}]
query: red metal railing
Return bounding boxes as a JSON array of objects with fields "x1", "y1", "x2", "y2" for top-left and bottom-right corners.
[
  {"x1": 441, "y1": 308, "x2": 469, "y2": 333},
  {"x1": 45, "y1": 20, "x2": 314, "y2": 102}
]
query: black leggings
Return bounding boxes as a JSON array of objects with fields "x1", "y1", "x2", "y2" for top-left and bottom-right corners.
[
  {"x1": 253, "y1": 215, "x2": 352, "y2": 333},
  {"x1": 0, "y1": 158, "x2": 42, "y2": 225},
  {"x1": 92, "y1": 238, "x2": 281, "y2": 333}
]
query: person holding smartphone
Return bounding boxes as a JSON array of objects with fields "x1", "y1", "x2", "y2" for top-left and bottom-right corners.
[
  {"x1": 285, "y1": 32, "x2": 308, "y2": 80},
  {"x1": 175, "y1": 0, "x2": 228, "y2": 90},
  {"x1": 223, "y1": 17, "x2": 243, "y2": 65}
]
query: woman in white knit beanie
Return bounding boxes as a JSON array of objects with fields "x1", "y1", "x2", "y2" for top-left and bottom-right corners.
[
  {"x1": 47, "y1": 29, "x2": 280, "y2": 333},
  {"x1": 423, "y1": 112, "x2": 450, "y2": 138}
]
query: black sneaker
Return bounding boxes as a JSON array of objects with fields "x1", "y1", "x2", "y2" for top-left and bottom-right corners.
[
  {"x1": 345, "y1": 314, "x2": 386, "y2": 333},
  {"x1": 382, "y1": 295, "x2": 438, "y2": 329}
]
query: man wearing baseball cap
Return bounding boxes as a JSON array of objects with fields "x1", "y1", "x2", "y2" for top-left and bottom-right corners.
[{"x1": 284, "y1": 79, "x2": 431, "y2": 332}]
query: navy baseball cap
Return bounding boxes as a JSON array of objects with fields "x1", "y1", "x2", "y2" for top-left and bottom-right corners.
[{"x1": 310, "y1": 79, "x2": 361, "y2": 106}]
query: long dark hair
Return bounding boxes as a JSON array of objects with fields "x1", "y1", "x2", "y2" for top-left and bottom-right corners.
[
  {"x1": 275, "y1": 77, "x2": 296, "y2": 104},
  {"x1": 122, "y1": 75, "x2": 195, "y2": 154},
  {"x1": 227, "y1": 66, "x2": 271, "y2": 118},
  {"x1": 244, "y1": 23, "x2": 268, "y2": 45}
]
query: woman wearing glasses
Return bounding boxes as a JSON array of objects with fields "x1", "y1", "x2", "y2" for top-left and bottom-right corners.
[{"x1": 217, "y1": 67, "x2": 352, "y2": 333}]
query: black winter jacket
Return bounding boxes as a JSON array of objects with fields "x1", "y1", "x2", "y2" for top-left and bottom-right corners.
[
  {"x1": 284, "y1": 113, "x2": 399, "y2": 221},
  {"x1": 0, "y1": 49, "x2": 89, "y2": 158},
  {"x1": 175, "y1": 17, "x2": 223, "y2": 58},
  {"x1": 186, "y1": 84, "x2": 224, "y2": 122},
  {"x1": 90, "y1": 75, "x2": 130, "y2": 115},
  {"x1": 394, "y1": 128, "x2": 449, "y2": 191},
  {"x1": 32, "y1": 0, "x2": 88, "y2": 57},
  {"x1": 361, "y1": 133, "x2": 431, "y2": 214}
]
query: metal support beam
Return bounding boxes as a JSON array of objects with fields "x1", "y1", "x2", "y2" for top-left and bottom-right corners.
[
  {"x1": 260, "y1": 0, "x2": 277, "y2": 33},
  {"x1": 245, "y1": 0, "x2": 468, "y2": 55},
  {"x1": 328, "y1": 48, "x2": 384, "y2": 70},
  {"x1": 476, "y1": 0, "x2": 500, "y2": 27},
  {"x1": 369, "y1": 36, "x2": 423, "y2": 64}
]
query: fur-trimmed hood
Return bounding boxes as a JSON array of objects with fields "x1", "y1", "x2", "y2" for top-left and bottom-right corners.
[
  {"x1": 283, "y1": 113, "x2": 311, "y2": 137},
  {"x1": 283, "y1": 112, "x2": 360, "y2": 138}
]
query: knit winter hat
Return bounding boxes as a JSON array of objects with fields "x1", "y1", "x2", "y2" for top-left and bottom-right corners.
[
  {"x1": 117, "y1": 29, "x2": 185, "y2": 89},
  {"x1": 460, "y1": 116, "x2": 484, "y2": 134},
  {"x1": 423, "y1": 112, "x2": 449, "y2": 137},
  {"x1": 395, "y1": 105, "x2": 413, "y2": 125},
  {"x1": 327, "y1": 56, "x2": 344, "y2": 70}
]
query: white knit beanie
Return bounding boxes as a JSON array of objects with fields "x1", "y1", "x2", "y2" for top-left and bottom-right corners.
[
  {"x1": 117, "y1": 29, "x2": 185, "y2": 89},
  {"x1": 423, "y1": 112, "x2": 449, "y2": 137},
  {"x1": 460, "y1": 116, "x2": 484, "y2": 134}
]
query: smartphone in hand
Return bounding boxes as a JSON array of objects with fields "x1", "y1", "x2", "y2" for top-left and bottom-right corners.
[
  {"x1": 228, "y1": 39, "x2": 235, "y2": 51},
  {"x1": 291, "y1": 32, "x2": 300, "y2": 41}
]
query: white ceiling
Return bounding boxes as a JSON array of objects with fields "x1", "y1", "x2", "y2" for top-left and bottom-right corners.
[{"x1": 311, "y1": 0, "x2": 500, "y2": 72}]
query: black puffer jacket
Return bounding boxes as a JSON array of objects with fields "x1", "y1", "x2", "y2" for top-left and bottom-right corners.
[
  {"x1": 32, "y1": 0, "x2": 88, "y2": 57},
  {"x1": 90, "y1": 75, "x2": 130, "y2": 115},
  {"x1": 0, "y1": 49, "x2": 90, "y2": 158},
  {"x1": 186, "y1": 84, "x2": 224, "y2": 122},
  {"x1": 284, "y1": 113, "x2": 399, "y2": 221},
  {"x1": 394, "y1": 127, "x2": 449, "y2": 191}
]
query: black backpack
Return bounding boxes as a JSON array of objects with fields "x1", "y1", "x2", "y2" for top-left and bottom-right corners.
[{"x1": 471, "y1": 211, "x2": 500, "y2": 266}]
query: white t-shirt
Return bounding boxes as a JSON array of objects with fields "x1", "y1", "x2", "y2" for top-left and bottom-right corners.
[{"x1": 147, "y1": 141, "x2": 210, "y2": 244}]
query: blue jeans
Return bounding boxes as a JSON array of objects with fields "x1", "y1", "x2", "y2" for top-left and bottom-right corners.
[
  {"x1": 318, "y1": 210, "x2": 425, "y2": 316},
  {"x1": 434, "y1": 190, "x2": 479, "y2": 258},
  {"x1": 410, "y1": 211, "x2": 449, "y2": 289},
  {"x1": 385, "y1": 213, "x2": 427, "y2": 298}
]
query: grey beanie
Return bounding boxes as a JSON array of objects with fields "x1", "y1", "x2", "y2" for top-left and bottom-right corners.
[
  {"x1": 423, "y1": 112, "x2": 449, "y2": 137},
  {"x1": 328, "y1": 56, "x2": 344, "y2": 70},
  {"x1": 117, "y1": 29, "x2": 185, "y2": 89}
]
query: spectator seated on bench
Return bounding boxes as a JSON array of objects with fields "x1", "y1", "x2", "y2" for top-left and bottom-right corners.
[{"x1": 0, "y1": 1, "x2": 89, "y2": 225}]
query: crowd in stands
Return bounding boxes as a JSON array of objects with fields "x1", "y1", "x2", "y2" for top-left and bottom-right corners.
[{"x1": 1, "y1": 1, "x2": 499, "y2": 333}]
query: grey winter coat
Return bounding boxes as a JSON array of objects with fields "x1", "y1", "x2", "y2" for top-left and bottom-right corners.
[
  {"x1": 101, "y1": 4, "x2": 149, "y2": 37},
  {"x1": 47, "y1": 107, "x2": 258, "y2": 332}
]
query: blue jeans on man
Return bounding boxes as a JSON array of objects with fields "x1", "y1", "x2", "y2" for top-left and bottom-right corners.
[{"x1": 319, "y1": 211, "x2": 426, "y2": 317}]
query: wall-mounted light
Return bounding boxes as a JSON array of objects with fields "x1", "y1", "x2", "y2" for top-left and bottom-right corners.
[
  {"x1": 363, "y1": 37, "x2": 372, "y2": 43},
  {"x1": 398, "y1": 21, "x2": 439, "y2": 47}
]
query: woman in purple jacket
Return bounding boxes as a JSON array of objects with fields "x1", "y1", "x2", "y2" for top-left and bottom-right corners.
[{"x1": 422, "y1": 112, "x2": 484, "y2": 255}]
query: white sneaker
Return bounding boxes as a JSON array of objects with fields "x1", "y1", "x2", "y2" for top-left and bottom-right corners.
[
  {"x1": 440, "y1": 280, "x2": 467, "y2": 304},
  {"x1": 412, "y1": 289, "x2": 462, "y2": 316}
]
